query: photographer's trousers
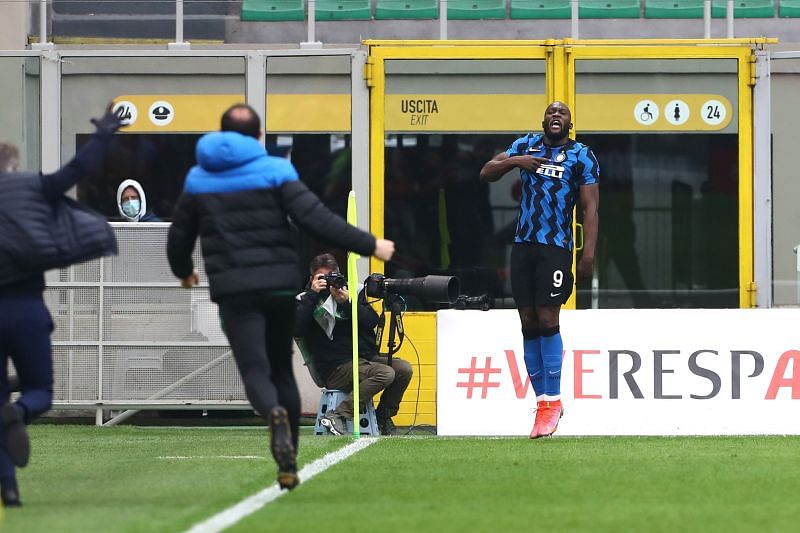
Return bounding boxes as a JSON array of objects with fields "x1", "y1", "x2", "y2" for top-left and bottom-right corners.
[{"x1": 325, "y1": 356, "x2": 413, "y2": 419}]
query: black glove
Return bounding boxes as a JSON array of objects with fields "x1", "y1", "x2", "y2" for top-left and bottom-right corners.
[{"x1": 90, "y1": 105, "x2": 125, "y2": 134}]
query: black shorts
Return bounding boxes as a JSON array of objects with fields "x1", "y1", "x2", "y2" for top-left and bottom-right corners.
[{"x1": 510, "y1": 242, "x2": 574, "y2": 308}]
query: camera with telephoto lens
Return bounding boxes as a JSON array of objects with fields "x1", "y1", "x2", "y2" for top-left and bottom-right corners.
[
  {"x1": 453, "y1": 294, "x2": 491, "y2": 311},
  {"x1": 365, "y1": 273, "x2": 459, "y2": 303},
  {"x1": 322, "y1": 271, "x2": 347, "y2": 290}
]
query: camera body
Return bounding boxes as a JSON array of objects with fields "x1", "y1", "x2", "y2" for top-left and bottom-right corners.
[
  {"x1": 452, "y1": 294, "x2": 491, "y2": 311},
  {"x1": 322, "y1": 271, "x2": 347, "y2": 290}
]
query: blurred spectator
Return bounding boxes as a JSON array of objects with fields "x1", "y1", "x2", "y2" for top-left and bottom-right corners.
[{"x1": 116, "y1": 179, "x2": 161, "y2": 222}]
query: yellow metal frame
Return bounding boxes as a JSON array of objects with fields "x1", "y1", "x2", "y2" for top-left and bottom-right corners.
[
  {"x1": 366, "y1": 38, "x2": 774, "y2": 309},
  {"x1": 564, "y1": 40, "x2": 764, "y2": 308},
  {"x1": 366, "y1": 41, "x2": 551, "y2": 277},
  {"x1": 366, "y1": 41, "x2": 550, "y2": 427}
]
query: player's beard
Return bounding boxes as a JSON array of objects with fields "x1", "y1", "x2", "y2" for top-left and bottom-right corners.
[{"x1": 544, "y1": 125, "x2": 569, "y2": 143}]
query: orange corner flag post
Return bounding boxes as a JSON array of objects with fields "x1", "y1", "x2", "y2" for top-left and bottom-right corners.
[{"x1": 347, "y1": 191, "x2": 361, "y2": 438}]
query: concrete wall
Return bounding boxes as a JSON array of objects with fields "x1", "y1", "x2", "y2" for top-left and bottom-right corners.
[
  {"x1": 0, "y1": 2, "x2": 28, "y2": 49},
  {"x1": 770, "y1": 58, "x2": 800, "y2": 306},
  {"x1": 227, "y1": 18, "x2": 800, "y2": 46}
]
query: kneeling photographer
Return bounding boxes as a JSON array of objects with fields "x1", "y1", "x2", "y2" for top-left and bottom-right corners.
[{"x1": 293, "y1": 253, "x2": 412, "y2": 436}]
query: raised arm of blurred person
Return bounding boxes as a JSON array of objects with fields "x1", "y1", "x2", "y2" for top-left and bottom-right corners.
[{"x1": 40, "y1": 107, "x2": 125, "y2": 201}]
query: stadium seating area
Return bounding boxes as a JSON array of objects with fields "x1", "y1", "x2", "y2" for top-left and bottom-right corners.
[
  {"x1": 374, "y1": 0, "x2": 439, "y2": 18},
  {"x1": 241, "y1": 0, "x2": 306, "y2": 20},
  {"x1": 240, "y1": 0, "x2": 799, "y2": 20},
  {"x1": 46, "y1": 0, "x2": 800, "y2": 42}
]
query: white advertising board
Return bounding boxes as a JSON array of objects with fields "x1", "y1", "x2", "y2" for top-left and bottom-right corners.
[{"x1": 437, "y1": 309, "x2": 800, "y2": 436}]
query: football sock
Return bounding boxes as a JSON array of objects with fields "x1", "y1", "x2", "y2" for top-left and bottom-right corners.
[
  {"x1": 540, "y1": 326, "x2": 563, "y2": 397},
  {"x1": 523, "y1": 333, "x2": 544, "y2": 399}
]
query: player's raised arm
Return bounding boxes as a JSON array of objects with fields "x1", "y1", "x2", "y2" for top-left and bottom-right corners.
[{"x1": 480, "y1": 151, "x2": 547, "y2": 183}]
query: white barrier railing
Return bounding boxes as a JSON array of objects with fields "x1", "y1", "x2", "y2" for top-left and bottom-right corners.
[
  {"x1": 168, "y1": 0, "x2": 191, "y2": 49},
  {"x1": 46, "y1": 223, "x2": 248, "y2": 426},
  {"x1": 794, "y1": 244, "x2": 800, "y2": 303}
]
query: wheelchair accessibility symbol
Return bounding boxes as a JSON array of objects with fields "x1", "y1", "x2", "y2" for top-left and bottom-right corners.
[{"x1": 634, "y1": 100, "x2": 659, "y2": 126}]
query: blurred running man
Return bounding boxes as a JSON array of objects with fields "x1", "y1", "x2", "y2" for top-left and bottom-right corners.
[
  {"x1": 0, "y1": 107, "x2": 123, "y2": 506},
  {"x1": 480, "y1": 101, "x2": 599, "y2": 438},
  {"x1": 167, "y1": 104, "x2": 394, "y2": 490}
]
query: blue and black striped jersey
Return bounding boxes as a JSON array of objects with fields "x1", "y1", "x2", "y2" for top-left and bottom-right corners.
[{"x1": 506, "y1": 133, "x2": 599, "y2": 251}]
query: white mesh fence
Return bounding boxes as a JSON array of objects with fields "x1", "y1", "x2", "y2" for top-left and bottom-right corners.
[{"x1": 46, "y1": 223, "x2": 248, "y2": 410}]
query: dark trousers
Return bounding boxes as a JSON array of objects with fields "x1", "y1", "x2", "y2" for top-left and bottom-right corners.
[
  {"x1": 325, "y1": 356, "x2": 413, "y2": 420},
  {"x1": 0, "y1": 292, "x2": 55, "y2": 482},
  {"x1": 217, "y1": 291, "x2": 300, "y2": 451}
]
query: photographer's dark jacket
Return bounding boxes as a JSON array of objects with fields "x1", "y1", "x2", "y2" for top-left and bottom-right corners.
[
  {"x1": 167, "y1": 132, "x2": 376, "y2": 301},
  {"x1": 293, "y1": 289, "x2": 381, "y2": 383},
  {"x1": 0, "y1": 129, "x2": 118, "y2": 293}
]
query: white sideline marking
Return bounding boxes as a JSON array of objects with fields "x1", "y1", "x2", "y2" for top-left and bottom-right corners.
[
  {"x1": 185, "y1": 437, "x2": 378, "y2": 533},
  {"x1": 159, "y1": 456, "x2": 265, "y2": 460}
]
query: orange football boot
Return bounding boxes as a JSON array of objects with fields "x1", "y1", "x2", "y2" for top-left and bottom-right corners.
[
  {"x1": 529, "y1": 401, "x2": 546, "y2": 439},
  {"x1": 535, "y1": 400, "x2": 563, "y2": 438}
]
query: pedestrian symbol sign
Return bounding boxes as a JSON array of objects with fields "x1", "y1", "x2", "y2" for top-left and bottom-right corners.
[{"x1": 665, "y1": 99, "x2": 690, "y2": 126}]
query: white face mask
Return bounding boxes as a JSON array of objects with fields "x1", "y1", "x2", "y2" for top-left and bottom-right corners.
[{"x1": 121, "y1": 199, "x2": 141, "y2": 218}]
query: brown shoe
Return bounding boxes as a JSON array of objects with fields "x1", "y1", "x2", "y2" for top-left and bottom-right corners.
[{"x1": 269, "y1": 407, "x2": 298, "y2": 490}]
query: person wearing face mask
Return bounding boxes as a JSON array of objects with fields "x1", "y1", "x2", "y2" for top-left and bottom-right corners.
[{"x1": 116, "y1": 179, "x2": 160, "y2": 222}]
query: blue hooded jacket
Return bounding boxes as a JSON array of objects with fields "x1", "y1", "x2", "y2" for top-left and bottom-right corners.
[
  {"x1": 184, "y1": 132, "x2": 299, "y2": 195},
  {"x1": 167, "y1": 131, "x2": 375, "y2": 301}
]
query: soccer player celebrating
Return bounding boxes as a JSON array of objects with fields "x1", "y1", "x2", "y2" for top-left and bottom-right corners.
[{"x1": 480, "y1": 101, "x2": 599, "y2": 438}]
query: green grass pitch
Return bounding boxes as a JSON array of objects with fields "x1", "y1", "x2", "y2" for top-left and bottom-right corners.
[{"x1": 3, "y1": 426, "x2": 800, "y2": 532}]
